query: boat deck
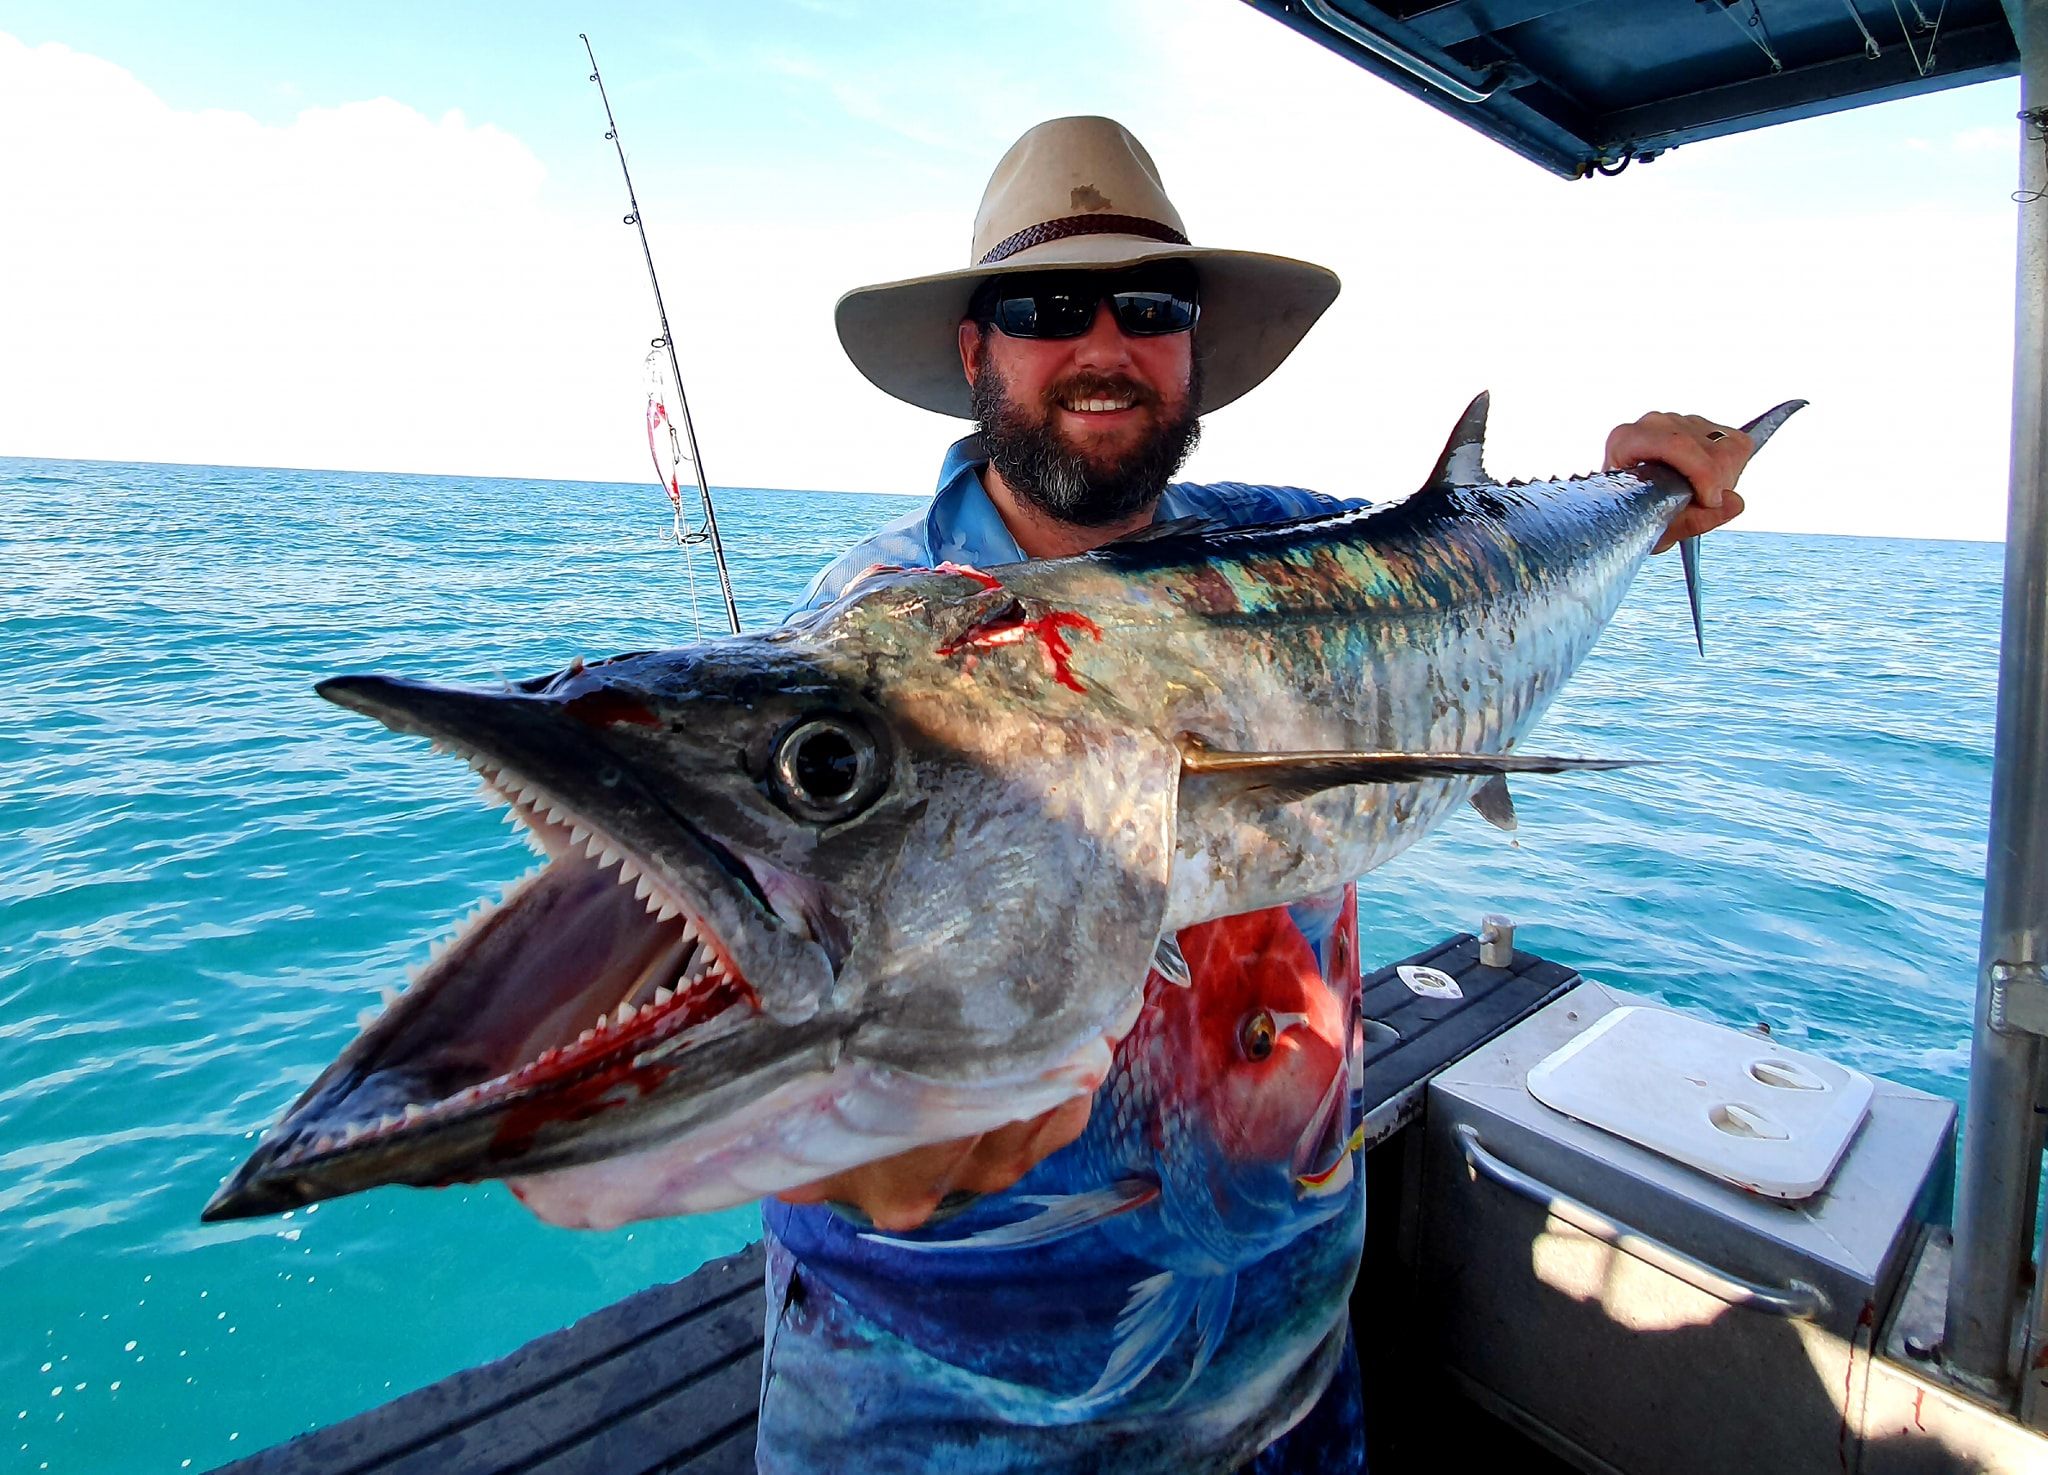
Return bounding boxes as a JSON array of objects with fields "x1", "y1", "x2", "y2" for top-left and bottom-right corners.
[{"x1": 217, "y1": 931, "x2": 1579, "y2": 1475}]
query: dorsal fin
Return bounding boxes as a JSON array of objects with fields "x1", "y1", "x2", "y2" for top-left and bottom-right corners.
[{"x1": 1422, "y1": 391, "x2": 1496, "y2": 492}]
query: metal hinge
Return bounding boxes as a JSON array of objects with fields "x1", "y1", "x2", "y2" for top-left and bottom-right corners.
[{"x1": 1987, "y1": 960, "x2": 2048, "y2": 1037}]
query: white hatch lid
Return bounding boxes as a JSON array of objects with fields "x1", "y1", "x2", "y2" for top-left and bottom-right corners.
[{"x1": 1525, "y1": 1005, "x2": 1874, "y2": 1200}]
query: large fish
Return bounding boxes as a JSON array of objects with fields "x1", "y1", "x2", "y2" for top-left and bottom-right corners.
[{"x1": 202, "y1": 393, "x2": 1803, "y2": 1228}]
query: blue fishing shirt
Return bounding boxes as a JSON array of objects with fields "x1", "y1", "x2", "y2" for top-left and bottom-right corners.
[{"x1": 760, "y1": 435, "x2": 1370, "y2": 1475}]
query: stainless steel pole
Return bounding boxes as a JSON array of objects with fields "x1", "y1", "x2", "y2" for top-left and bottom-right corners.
[{"x1": 1947, "y1": 0, "x2": 2048, "y2": 1393}]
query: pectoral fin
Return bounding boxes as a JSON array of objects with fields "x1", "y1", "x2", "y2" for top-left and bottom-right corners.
[
  {"x1": 1180, "y1": 738, "x2": 1641, "y2": 804},
  {"x1": 1469, "y1": 774, "x2": 1518, "y2": 831},
  {"x1": 860, "y1": 1178, "x2": 1160, "y2": 1252}
]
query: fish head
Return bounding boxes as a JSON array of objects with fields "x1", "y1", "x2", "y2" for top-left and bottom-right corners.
[{"x1": 204, "y1": 572, "x2": 1180, "y2": 1226}]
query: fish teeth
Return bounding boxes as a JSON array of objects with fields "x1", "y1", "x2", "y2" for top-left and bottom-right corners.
[
  {"x1": 402, "y1": 1104, "x2": 428, "y2": 1124},
  {"x1": 680, "y1": 918, "x2": 699, "y2": 944},
  {"x1": 613, "y1": 1002, "x2": 636, "y2": 1027},
  {"x1": 570, "y1": 824, "x2": 590, "y2": 847},
  {"x1": 653, "y1": 897, "x2": 681, "y2": 922},
  {"x1": 654, "y1": 985, "x2": 676, "y2": 1007}
]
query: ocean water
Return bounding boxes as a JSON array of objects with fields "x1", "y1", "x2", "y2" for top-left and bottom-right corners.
[{"x1": 0, "y1": 455, "x2": 1999, "y2": 1473}]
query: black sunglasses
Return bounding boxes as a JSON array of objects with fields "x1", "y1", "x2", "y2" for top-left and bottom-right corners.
[{"x1": 974, "y1": 263, "x2": 1200, "y2": 340}]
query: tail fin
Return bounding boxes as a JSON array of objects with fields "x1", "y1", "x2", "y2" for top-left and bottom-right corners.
[
  {"x1": 1742, "y1": 399, "x2": 1808, "y2": 449},
  {"x1": 1680, "y1": 399, "x2": 1806, "y2": 656}
]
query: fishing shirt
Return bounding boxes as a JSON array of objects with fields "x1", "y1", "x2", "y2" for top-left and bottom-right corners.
[{"x1": 758, "y1": 434, "x2": 1369, "y2": 1475}]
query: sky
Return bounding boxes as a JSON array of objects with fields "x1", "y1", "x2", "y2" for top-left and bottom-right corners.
[{"x1": 0, "y1": 1, "x2": 2025, "y2": 539}]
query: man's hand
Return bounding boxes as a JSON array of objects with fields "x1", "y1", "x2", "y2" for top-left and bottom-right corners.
[
  {"x1": 772, "y1": 1096, "x2": 1092, "y2": 1233},
  {"x1": 1604, "y1": 412, "x2": 1755, "y2": 554}
]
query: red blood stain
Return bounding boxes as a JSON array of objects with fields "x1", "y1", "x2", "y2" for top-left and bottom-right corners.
[
  {"x1": 1912, "y1": 1388, "x2": 1926, "y2": 1432},
  {"x1": 931, "y1": 561, "x2": 1004, "y2": 592},
  {"x1": 939, "y1": 607, "x2": 1103, "y2": 692},
  {"x1": 563, "y1": 689, "x2": 662, "y2": 728}
]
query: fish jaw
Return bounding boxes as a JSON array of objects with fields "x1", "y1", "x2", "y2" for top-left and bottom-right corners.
[
  {"x1": 505, "y1": 1033, "x2": 1119, "y2": 1229},
  {"x1": 205, "y1": 659, "x2": 857, "y2": 1221}
]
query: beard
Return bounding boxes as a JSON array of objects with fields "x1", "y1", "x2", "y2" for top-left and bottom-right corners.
[{"x1": 970, "y1": 346, "x2": 1202, "y2": 528}]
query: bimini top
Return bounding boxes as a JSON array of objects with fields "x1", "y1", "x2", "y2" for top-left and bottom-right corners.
[{"x1": 1239, "y1": 0, "x2": 2018, "y2": 178}]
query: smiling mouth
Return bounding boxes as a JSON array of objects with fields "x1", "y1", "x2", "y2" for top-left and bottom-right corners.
[{"x1": 1058, "y1": 393, "x2": 1140, "y2": 413}]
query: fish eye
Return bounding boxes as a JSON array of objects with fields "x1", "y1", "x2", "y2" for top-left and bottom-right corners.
[
  {"x1": 770, "y1": 714, "x2": 882, "y2": 824},
  {"x1": 1239, "y1": 1010, "x2": 1277, "y2": 1062}
]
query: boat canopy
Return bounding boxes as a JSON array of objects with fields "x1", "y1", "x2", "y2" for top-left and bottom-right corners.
[{"x1": 1239, "y1": 0, "x2": 2018, "y2": 177}]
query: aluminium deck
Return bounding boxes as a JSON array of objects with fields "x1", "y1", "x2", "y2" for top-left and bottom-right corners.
[{"x1": 217, "y1": 932, "x2": 1579, "y2": 1475}]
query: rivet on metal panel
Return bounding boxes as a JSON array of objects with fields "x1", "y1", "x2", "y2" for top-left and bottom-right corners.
[
  {"x1": 1479, "y1": 913, "x2": 1515, "y2": 967},
  {"x1": 1987, "y1": 960, "x2": 2048, "y2": 1037}
]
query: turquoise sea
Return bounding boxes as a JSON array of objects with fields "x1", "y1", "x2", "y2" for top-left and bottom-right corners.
[{"x1": 2, "y1": 455, "x2": 1998, "y2": 1473}]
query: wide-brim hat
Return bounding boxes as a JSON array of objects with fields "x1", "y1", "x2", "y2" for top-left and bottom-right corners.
[{"x1": 836, "y1": 116, "x2": 1341, "y2": 419}]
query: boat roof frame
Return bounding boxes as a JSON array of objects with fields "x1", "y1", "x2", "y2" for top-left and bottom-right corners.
[{"x1": 1238, "y1": 0, "x2": 2019, "y2": 177}]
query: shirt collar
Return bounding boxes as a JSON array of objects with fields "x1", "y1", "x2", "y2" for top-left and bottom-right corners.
[{"x1": 924, "y1": 433, "x2": 1027, "y2": 568}]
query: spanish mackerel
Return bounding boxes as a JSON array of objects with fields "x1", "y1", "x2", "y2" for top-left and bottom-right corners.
[{"x1": 203, "y1": 393, "x2": 1803, "y2": 1228}]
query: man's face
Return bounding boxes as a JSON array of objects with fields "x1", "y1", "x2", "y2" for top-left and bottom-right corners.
[{"x1": 959, "y1": 268, "x2": 1202, "y2": 528}]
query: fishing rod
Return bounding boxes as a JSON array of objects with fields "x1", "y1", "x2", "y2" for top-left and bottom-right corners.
[{"x1": 581, "y1": 32, "x2": 742, "y2": 636}]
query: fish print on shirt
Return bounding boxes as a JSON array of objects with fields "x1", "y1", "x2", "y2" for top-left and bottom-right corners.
[{"x1": 866, "y1": 888, "x2": 1366, "y2": 1410}]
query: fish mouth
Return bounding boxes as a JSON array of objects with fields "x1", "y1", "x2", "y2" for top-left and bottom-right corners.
[
  {"x1": 202, "y1": 676, "x2": 836, "y2": 1222},
  {"x1": 1292, "y1": 1055, "x2": 1359, "y2": 1199}
]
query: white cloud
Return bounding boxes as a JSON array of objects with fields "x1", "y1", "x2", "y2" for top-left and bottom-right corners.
[
  {"x1": 0, "y1": 19, "x2": 2024, "y2": 540},
  {"x1": 0, "y1": 35, "x2": 642, "y2": 481}
]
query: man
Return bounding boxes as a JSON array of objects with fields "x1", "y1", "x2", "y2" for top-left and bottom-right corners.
[{"x1": 756, "y1": 116, "x2": 1754, "y2": 1474}]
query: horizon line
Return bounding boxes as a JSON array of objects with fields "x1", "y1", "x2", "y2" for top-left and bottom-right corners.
[{"x1": 0, "y1": 450, "x2": 2006, "y2": 546}]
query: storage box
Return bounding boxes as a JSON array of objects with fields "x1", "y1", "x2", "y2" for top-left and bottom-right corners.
[{"x1": 1416, "y1": 981, "x2": 1954, "y2": 1474}]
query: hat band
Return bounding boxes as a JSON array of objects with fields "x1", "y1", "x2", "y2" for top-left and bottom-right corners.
[{"x1": 977, "y1": 214, "x2": 1190, "y2": 266}]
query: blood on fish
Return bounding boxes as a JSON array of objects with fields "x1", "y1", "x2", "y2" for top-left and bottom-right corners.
[
  {"x1": 931, "y1": 561, "x2": 1004, "y2": 592},
  {"x1": 939, "y1": 606, "x2": 1103, "y2": 692}
]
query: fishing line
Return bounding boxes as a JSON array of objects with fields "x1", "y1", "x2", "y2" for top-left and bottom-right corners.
[{"x1": 645, "y1": 349, "x2": 709, "y2": 636}]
